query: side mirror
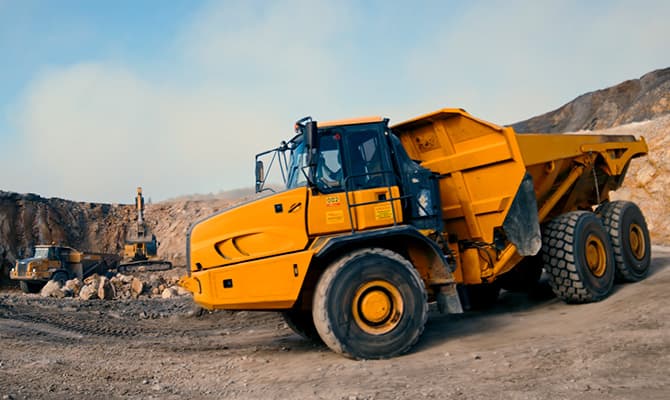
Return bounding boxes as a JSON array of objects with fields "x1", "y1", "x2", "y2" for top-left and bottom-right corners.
[
  {"x1": 305, "y1": 121, "x2": 319, "y2": 184},
  {"x1": 255, "y1": 160, "x2": 265, "y2": 192},
  {"x1": 305, "y1": 121, "x2": 319, "y2": 164}
]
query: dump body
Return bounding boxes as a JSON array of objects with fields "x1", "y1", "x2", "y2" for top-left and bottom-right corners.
[{"x1": 392, "y1": 109, "x2": 647, "y2": 283}]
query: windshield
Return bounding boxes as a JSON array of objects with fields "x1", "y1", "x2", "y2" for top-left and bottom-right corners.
[
  {"x1": 33, "y1": 247, "x2": 50, "y2": 258},
  {"x1": 286, "y1": 140, "x2": 308, "y2": 189}
]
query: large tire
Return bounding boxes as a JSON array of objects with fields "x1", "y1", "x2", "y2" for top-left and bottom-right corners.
[
  {"x1": 312, "y1": 248, "x2": 427, "y2": 359},
  {"x1": 596, "y1": 201, "x2": 651, "y2": 282},
  {"x1": 51, "y1": 271, "x2": 69, "y2": 286},
  {"x1": 20, "y1": 281, "x2": 44, "y2": 294},
  {"x1": 497, "y1": 254, "x2": 543, "y2": 293},
  {"x1": 542, "y1": 211, "x2": 615, "y2": 303},
  {"x1": 282, "y1": 309, "x2": 321, "y2": 342}
]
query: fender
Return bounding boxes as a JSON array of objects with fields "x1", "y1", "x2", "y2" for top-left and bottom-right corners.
[{"x1": 310, "y1": 225, "x2": 456, "y2": 286}]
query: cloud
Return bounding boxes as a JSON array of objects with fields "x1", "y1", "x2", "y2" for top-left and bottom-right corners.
[
  {"x1": 402, "y1": 0, "x2": 670, "y2": 124},
  {"x1": 3, "y1": 0, "x2": 669, "y2": 203},
  {"x1": 4, "y1": 0, "x2": 352, "y2": 203}
]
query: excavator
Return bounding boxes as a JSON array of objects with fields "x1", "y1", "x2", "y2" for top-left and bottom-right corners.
[{"x1": 118, "y1": 187, "x2": 172, "y2": 273}]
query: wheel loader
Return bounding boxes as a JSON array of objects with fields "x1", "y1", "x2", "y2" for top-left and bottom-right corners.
[
  {"x1": 179, "y1": 108, "x2": 650, "y2": 359},
  {"x1": 119, "y1": 187, "x2": 172, "y2": 272}
]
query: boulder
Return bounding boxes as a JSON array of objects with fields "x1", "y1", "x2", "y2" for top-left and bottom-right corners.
[
  {"x1": 40, "y1": 280, "x2": 65, "y2": 298},
  {"x1": 131, "y1": 278, "x2": 144, "y2": 298},
  {"x1": 64, "y1": 278, "x2": 82, "y2": 296},
  {"x1": 79, "y1": 284, "x2": 99, "y2": 300},
  {"x1": 98, "y1": 276, "x2": 116, "y2": 300},
  {"x1": 84, "y1": 273, "x2": 101, "y2": 288},
  {"x1": 161, "y1": 287, "x2": 177, "y2": 299}
]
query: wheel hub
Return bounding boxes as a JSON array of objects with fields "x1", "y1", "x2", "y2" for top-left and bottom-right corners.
[
  {"x1": 360, "y1": 290, "x2": 392, "y2": 323},
  {"x1": 352, "y1": 280, "x2": 404, "y2": 335},
  {"x1": 629, "y1": 223, "x2": 646, "y2": 260},
  {"x1": 585, "y1": 234, "x2": 607, "y2": 277}
]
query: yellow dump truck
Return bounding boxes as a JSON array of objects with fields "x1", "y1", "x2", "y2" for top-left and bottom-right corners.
[
  {"x1": 10, "y1": 245, "x2": 120, "y2": 293},
  {"x1": 180, "y1": 108, "x2": 650, "y2": 359}
]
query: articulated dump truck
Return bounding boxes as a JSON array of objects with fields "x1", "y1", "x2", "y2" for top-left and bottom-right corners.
[{"x1": 179, "y1": 108, "x2": 649, "y2": 359}]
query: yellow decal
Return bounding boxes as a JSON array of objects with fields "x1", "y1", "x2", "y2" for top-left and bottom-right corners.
[
  {"x1": 325, "y1": 196, "x2": 341, "y2": 207},
  {"x1": 374, "y1": 205, "x2": 393, "y2": 220},
  {"x1": 326, "y1": 211, "x2": 345, "y2": 224}
]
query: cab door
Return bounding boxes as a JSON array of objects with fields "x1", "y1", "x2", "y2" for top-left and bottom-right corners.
[{"x1": 307, "y1": 123, "x2": 403, "y2": 236}]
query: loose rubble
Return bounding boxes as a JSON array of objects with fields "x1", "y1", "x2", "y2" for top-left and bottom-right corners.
[{"x1": 37, "y1": 272, "x2": 190, "y2": 301}]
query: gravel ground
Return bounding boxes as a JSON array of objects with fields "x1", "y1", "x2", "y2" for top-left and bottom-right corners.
[{"x1": 1, "y1": 247, "x2": 669, "y2": 400}]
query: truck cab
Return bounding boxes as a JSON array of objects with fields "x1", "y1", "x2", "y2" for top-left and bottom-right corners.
[
  {"x1": 266, "y1": 117, "x2": 443, "y2": 235},
  {"x1": 10, "y1": 245, "x2": 72, "y2": 293}
]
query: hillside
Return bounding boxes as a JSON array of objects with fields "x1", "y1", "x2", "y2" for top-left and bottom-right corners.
[
  {"x1": 0, "y1": 191, "x2": 243, "y2": 283},
  {"x1": 512, "y1": 67, "x2": 670, "y2": 133},
  {"x1": 578, "y1": 115, "x2": 670, "y2": 244}
]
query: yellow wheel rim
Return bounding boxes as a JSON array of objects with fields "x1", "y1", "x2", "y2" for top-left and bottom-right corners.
[
  {"x1": 629, "y1": 223, "x2": 646, "y2": 260},
  {"x1": 352, "y1": 280, "x2": 403, "y2": 335},
  {"x1": 585, "y1": 234, "x2": 607, "y2": 277}
]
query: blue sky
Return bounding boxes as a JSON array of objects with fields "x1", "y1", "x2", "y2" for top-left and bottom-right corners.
[{"x1": 1, "y1": 0, "x2": 668, "y2": 203}]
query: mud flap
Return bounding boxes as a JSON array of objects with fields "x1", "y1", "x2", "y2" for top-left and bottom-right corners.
[
  {"x1": 503, "y1": 173, "x2": 541, "y2": 256},
  {"x1": 436, "y1": 284, "x2": 463, "y2": 314}
]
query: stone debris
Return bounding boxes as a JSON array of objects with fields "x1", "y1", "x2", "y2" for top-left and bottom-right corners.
[
  {"x1": 161, "y1": 287, "x2": 178, "y2": 299},
  {"x1": 79, "y1": 283, "x2": 99, "y2": 300},
  {"x1": 131, "y1": 278, "x2": 143, "y2": 298},
  {"x1": 34, "y1": 272, "x2": 191, "y2": 301},
  {"x1": 64, "y1": 278, "x2": 82, "y2": 297},
  {"x1": 40, "y1": 280, "x2": 65, "y2": 298}
]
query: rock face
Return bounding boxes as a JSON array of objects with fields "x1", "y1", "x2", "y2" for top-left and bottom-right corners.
[
  {"x1": 513, "y1": 67, "x2": 670, "y2": 133},
  {"x1": 0, "y1": 192, "x2": 131, "y2": 283},
  {"x1": 588, "y1": 115, "x2": 670, "y2": 244},
  {"x1": 0, "y1": 191, "x2": 240, "y2": 284}
]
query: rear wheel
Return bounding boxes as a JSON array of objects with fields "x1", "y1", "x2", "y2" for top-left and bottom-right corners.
[
  {"x1": 312, "y1": 248, "x2": 427, "y2": 359},
  {"x1": 596, "y1": 201, "x2": 651, "y2": 282},
  {"x1": 20, "y1": 281, "x2": 44, "y2": 294},
  {"x1": 542, "y1": 211, "x2": 615, "y2": 303},
  {"x1": 282, "y1": 309, "x2": 321, "y2": 342}
]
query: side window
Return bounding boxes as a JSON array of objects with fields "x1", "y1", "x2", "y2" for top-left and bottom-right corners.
[
  {"x1": 315, "y1": 133, "x2": 344, "y2": 192},
  {"x1": 345, "y1": 129, "x2": 388, "y2": 189}
]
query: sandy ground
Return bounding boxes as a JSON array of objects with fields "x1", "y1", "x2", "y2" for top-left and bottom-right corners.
[{"x1": 1, "y1": 247, "x2": 669, "y2": 400}]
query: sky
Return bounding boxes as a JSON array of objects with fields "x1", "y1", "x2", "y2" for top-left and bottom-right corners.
[{"x1": 0, "y1": 0, "x2": 668, "y2": 204}]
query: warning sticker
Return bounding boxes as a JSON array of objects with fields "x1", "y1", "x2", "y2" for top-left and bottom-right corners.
[
  {"x1": 374, "y1": 205, "x2": 393, "y2": 220},
  {"x1": 325, "y1": 196, "x2": 341, "y2": 207},
  {"x1": 326, "y1": 211, "x2": 345, "y2": 224}
]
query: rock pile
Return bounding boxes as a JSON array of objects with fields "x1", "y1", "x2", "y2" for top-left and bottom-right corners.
[{"x1": 39, "y1": 273, "x2": 191, "y2": 300}]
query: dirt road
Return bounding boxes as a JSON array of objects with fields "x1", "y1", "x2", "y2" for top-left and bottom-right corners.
[{"x1": 1, "y1": 247, "x2": 669, "y2": 400}]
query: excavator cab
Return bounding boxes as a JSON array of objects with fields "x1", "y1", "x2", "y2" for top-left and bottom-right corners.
[{"x1": 119, "y1": 187, "x2": 172, "y2": 273}]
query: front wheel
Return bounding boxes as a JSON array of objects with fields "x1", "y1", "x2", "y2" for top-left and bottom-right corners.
[
  {"x1": 282, "y1": 308, "x2": 321, "y2": 342},
  {"x1": 312, "y1": 248, "x2": 427, "y2": 359},
  {"x1": 20, "y1": 281, "x2": 44, "y2": 294}
]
